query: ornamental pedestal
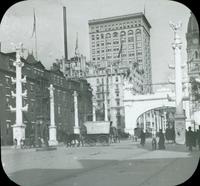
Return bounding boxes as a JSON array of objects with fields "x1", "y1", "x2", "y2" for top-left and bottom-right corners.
[
  {"x1": 174, "y1": 114, "x2": 186, "y2": 144},
  {"x1": 12, "y1": 124, "x2": 26, "y2": 147},
  {"x1": 48, "y1": 126, "x2": 58, "y2": 146},
  {"x1": 73, "y1": 126, "x2": 80, "y2": 134}
]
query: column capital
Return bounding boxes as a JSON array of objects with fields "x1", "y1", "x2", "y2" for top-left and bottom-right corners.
[
  {"x1": 73, "y1": 90, "x2": 78, "y2": 97},
  {"x1": 48, "y1": 84, "x2": 55, "y2": 99},
  {"x1": 169, "y1": 21, "x2": 182, "y2": 33},
  {"x1": 48, "y1": 84, "x2": 55, "y2": 91}
]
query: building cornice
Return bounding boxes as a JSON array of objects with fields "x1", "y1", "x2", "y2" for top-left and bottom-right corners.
[{"x1": 88, "y1": 12, "x2": 151, "y2": 29}]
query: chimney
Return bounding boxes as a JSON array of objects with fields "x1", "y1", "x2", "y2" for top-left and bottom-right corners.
[{"x1": 63, "y1": 6, "x2": 68, "y2": 60}]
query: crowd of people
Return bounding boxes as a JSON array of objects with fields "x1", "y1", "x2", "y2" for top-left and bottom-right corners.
[
  {"x1": 135, "y1": 125, "x2": 200, "y2": 152},
  {"x1": 185, "y1": 126, "x2": 200, "y2": 152}
]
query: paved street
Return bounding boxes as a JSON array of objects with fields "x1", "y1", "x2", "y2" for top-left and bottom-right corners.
[{"x1": 1, "y1": 139, "x2": 199, "y2": 186}]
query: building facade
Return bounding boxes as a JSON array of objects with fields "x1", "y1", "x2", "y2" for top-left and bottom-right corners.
[
  {"x1": 186, "y1": 12, "x2": 200, "y2": 126},
  {"x1": 0, "y1": 52, "x2": 93, "y2": 145},
  {"x1": 88, "y1": 12, "x2": 152, "y2": 93},
  {"x1": 86, "y1": 13, "x2": 152, "y2": 130}
]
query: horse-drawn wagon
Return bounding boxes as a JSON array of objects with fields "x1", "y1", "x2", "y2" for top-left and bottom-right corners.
[{"x1": 83, "y1": 121, "x2": 110, "y2": 146}]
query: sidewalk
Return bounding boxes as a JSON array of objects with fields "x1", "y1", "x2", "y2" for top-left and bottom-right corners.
[
  {"x1": 1, "y1": 142, "x2": 65, "y2": 152},
  {"x1": 135, "y1": 137, "x2": 200, "y2": 155}
]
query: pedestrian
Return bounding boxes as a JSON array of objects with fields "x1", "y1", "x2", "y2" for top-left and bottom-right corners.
[
  {"x1": 186, "y1": 127, "x2": 194, "y2": 152},
  {"x1": 140, "y1": 129, "x2": 146, "y2": 146},
  {"x1": 38, "y1": 137, "x2": 42, "y2": 148},
  {"x1": 192, "y1": 130, "x2": 197, "y2": 149},
  {"x1": 171, "y1": 126, "x2": 176, "y2": 143},
  {"x1": 197, "y1": 125, "x2": 200, "y2": 151},
  {"x1": 158, "y1": 129, "x2": 165, "y2": 150},
  {"x1": 20, "y1": 139, "x2": 24, "y2": 149},
  {"x1": 152, "y1": 136, "x2": 157, "y2": 150},
  {"x1": 14, "y1": 138, "x2": 17, "y2": 149}
]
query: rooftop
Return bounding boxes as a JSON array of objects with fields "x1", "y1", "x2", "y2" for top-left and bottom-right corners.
[{"x1": 88, "y1": 12, "x2": 151, "y2": 28}]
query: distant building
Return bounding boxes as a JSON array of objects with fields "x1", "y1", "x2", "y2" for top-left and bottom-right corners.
[
  {"x1": 88, "y1": 12, "x2": 152, "y2": 93},
  {"x1": 0, "y1": 52, "x2": 92, "y2": 145},
  {"x1": 86, "y1": 13, "x2": 152, "y2": 129},
  {"x1": 56, "y1": 55, "x2": 89, "y2": 78}
]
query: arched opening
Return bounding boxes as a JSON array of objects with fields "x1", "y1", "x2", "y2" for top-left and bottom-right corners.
[{"x1": 133, "y1": 106, "x2": 176, "y2": 140}]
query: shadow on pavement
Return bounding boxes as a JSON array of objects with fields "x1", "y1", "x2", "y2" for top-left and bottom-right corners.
[{"x1": 7, "y1": 157, "x2": 199, "y2": 186}]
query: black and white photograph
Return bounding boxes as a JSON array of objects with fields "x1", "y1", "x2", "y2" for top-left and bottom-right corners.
[{"x1": 0, "y1": 0, "x2": 200, "y2": 185}]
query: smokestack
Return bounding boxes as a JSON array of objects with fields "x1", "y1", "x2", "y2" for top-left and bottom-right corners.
[{"x1": 63, "y1": 6, "x2": 68, "y2": 60}]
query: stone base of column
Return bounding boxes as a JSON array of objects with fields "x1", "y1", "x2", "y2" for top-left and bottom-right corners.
[
  {"x1": 174, "y1": 113, "x2": 186, "y2": 144},
  {"x1": 12, "y1": 124, "x2": 26, "y2": 147},
  {"x1": 48, "y1": 126, "x2": 58, "y2": 146},
  {"x1": 74, "y1": 126, "x2": 80, "y2": 134}
]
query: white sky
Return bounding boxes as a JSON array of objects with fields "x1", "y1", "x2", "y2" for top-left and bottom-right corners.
[{"x1": 0, "y1": 0, "x2": 191, "y2": 85}]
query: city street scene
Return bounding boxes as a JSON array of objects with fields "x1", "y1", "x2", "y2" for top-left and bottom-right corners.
[{"x1": 0, "y1": 0, "x2": 200, "y2": 185}]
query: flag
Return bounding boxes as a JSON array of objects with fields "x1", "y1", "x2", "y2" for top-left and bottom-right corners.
[
  {"x1": 117, "y1": 39, "x2": 122, "y2": 58},
  {"x1": 75, "y1": 32, "x2": 79, "y2": 56},
  {"x1": 31, "y1": 10, "x2": 36, "y2": 38}
]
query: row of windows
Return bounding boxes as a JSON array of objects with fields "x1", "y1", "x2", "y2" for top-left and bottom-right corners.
[
  {"x1": 91, "y1": 29, "x2": 141, "y2": 39},
  {"x1": 92, "y1": 55, "x2": 136, "y2": 61},
  {"x1": 92, "y1": 40, "x2": 141, "y2": 49},
  {"x1": 91, "y1": 20, "x2": 142, "y2": 32}
]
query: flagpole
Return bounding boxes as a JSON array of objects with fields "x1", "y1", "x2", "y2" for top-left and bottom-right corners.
[
  {"x1": 32, "y1": 9, "x2": 38, "y2": 60},
  {"x1": 35, "y1": 21, "x2": 38, "y2": 60}
]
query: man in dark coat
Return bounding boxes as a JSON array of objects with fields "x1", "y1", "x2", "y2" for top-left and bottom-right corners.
[
  {"x1": 140, "y1": 129, "x2": 146, "y2": 146},
  {"x1": 197, "y1": 125, "x2": 200, "y2": 150},
  {"x1": 186, "y1": 127, "x2": 194, "y2": 152},
  {"x1": 158, "y1": 129, "x2": 165, "y2": 150}
]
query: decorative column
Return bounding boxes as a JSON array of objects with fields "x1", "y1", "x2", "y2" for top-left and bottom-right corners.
[
  {"x1": 156, "y1": 111, "x2": 159, "y2": 132},
  {"x1": 170, "y1": 22, "x2": 186, "y2": 144},
  {"x1": 163, "y1": 111, "x2": 167, "y2": 133},
  {"x1": 158, "y1": 112, "x2": 162, "y2": 131},
  {"x1": 150, "y1": 110, "x2": 153, "y2": 131},
  {"x1": 10, "y1": 44, "x2": 28, "y2": 147},
  {"x1": 183, "y1": 60, "x2": 194, "y2": 130},
  {"x1": 143, "y1": 113, "x2": 146, "y2": 132},
  {"x1": 104, "y1": 80, "x2": 108, "y2": 121},
  {"x1": 92, "y1": 96, "x2": 96, "y2": 122},
  {"x1": 73, "y1": 91, "x2": 80, "y2": 134},
  {"x1": 48, "y1": 84, "x2": 58, "y2": 146},
  {"x1": 152, "y1": 111, "x2": 157, "y2": 137}
]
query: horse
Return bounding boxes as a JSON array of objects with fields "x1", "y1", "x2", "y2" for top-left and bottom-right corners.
[{"x1": 65, "y1": 132, "x2": 85, "y2": 147}]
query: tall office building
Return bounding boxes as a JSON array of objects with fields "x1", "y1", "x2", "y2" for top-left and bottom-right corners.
[
  {"x1": 87, "y1": 13, "x2": 152, "y2": 129},
  {"x1": 88, "y1": 12, "x2": 152, "y2": 93}
]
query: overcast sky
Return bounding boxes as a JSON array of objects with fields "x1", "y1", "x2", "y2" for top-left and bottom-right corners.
[{"x1": 0, "y1": 0, "x2": 191, "y2": 85}]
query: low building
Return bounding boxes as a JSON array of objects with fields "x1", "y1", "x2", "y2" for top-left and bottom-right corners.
[{"x1": 0, "y1": 52, "x2": 92, "y2": 145}]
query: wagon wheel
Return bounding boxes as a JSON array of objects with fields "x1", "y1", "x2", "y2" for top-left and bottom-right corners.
[
  {"x1": 98, "y1": 135, "x2": 109, "y2": 146},
  {"x1": 84, "y1": 137, "x2": 96, "y2": 147}
]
